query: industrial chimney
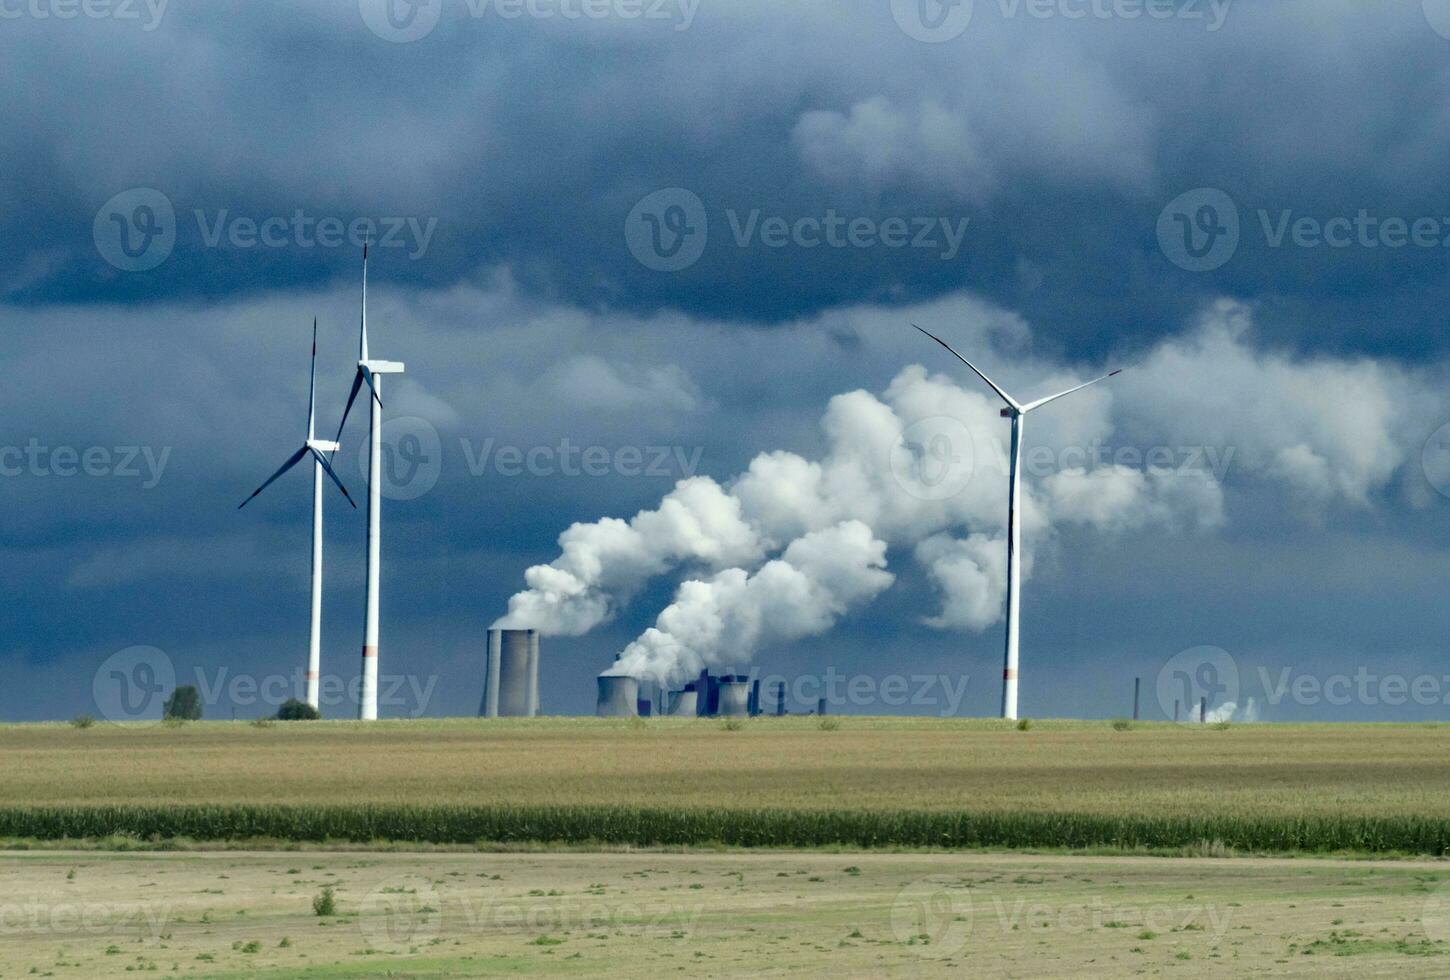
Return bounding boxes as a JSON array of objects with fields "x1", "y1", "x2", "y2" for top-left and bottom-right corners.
[
  {"x1": 481, "y1": 628, "x2": 540, "y2": 717},
  {"x1": 718, "y1": 676, "x2": 750, "y2": 717},
  {"x1": 670, "y1": 684, "x2": 699, "y2": 717},
  {"x1": 596, "y1": 670, "x2": 639, "y2": 718}
]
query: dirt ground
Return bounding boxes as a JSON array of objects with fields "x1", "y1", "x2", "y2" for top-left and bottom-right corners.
[{"x1": 0, "y1": 849, "x2": 1448, "y2": 977}]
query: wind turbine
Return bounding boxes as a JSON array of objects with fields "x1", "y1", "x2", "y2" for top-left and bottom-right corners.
[
  {"x1": 239, "y1": 318, "x2": 356, "y2": 710},
  {"x1": 913, "y1": 324, "x2": 1121, "y2": 720},
  {"x1": 332, "y1": 243, "x2": 404, "y2": 720}
]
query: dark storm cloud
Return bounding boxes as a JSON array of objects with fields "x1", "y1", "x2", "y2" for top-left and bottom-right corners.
[{"x1": 3, "y1": 0, "x2": 1450, "y2": 358}]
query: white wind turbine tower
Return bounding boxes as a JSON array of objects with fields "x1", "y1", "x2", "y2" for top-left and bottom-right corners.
[
  {"x1": 914, "y1": 325, "x2": 1121, "y2": 720},
  {"x1": 333, "y1": 243, "x2": 404, "y2": 720},
  {"x1": 239, "y1": 317, "x2": 356, "y2": 710}
]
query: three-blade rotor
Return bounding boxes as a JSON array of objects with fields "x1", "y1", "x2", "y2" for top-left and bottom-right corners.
[
  {"x1": 238, "y1": 318, "x2": 357, "y2": 510},
  {"x1": 912, "y1": 323, "x2": 1121, "y2": 414}
]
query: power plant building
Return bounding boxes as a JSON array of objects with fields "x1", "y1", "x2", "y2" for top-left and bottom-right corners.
[
  {"x1": 596, "y1": 670, "x2": 639, "y2": 717},
  {"x1": 481, "y1": 628, "x2": 540, "y2": 717}
]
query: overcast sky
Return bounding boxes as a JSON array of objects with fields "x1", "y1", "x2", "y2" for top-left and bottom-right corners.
[{"x1": 5, "y1": 0, "x2": 1450, "y2": 723}]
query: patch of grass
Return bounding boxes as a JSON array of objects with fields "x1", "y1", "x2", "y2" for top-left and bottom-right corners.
[
  {"x1": 312, "y1": 886, "x2": 335, "y2": 917},
  {"x1": 1110, "y1": 719, "x2": 1133, "y2": 732},
  {"x1": 1302, "y1": 932, "x2": 1446, "y2": 957},
  {"x1": 720, "y1": 718, "x2": 745, "y2": 732},
  {"x1": 817, "y1": 717, "x2": 840, "y2": 731},
  {"x1": 1016, "y1": 719, "x2": 1032, "y2": 731},
  {"x1": 69, "y1": 715, "x2": 95, "y2": 730}
]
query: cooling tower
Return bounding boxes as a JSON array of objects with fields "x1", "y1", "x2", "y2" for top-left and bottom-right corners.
[
  {"x1": 718, "y1": 676, "x2": 750, "y2": 717},
  {"x1": 670, "y1": 687, "x2": 699, "y2": 717},
  {"x1": 596, "y1": 671, "x2": 639, "y2": 718},
  {"x1": 481, "y1": 628, "x2": 540, "y2": 717}
]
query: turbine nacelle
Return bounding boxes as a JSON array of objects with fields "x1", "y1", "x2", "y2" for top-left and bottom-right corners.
[{"x1": 361, "y1": 359, "x2": 405, "y2": 375}]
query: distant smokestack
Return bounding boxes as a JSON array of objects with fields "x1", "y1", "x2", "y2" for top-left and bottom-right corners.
[
  {"x1": 775, "y1": 682, "x2": 786, "y2": 716},
  {"x1": 1132, "y1": 677, "x2": 1140, "y2": 721},
  {"x1": 706, "y1": 674, "x2": 721, "y2": 716},
  {"x1": 748, "y1": 679, "x2": 761, "y2": 716},
  {"x1": 1200, "y1": 696, "x2": 1207, "y2": 724},
  {"x1": 718, "y1": 676, "x2": 750, "y2": 717},
  {"x1": 672, "y1": 686, "x2": 699, "y2": 717},
  {"x1": 596, "y1": 671, "x2": 639, "y2": 718},
  {"x1": 481, "y1": 629, "x2": 539, "y2": 717},
  {"x1": 817, "y1": 697, "x2": 827, "y2": 716}
]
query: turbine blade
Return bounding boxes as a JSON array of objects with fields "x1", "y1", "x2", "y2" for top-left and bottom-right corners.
[
  {"x1": 307, "y1": 317, "x2": 318, "y2": 440},
  {"x1": 332, "y1": 369, "x2": 365, "y2": 450},
  {"x1": 310, "y1": 447, "x2": 357, "y2": 509},
  {"x1": 238, "y1": 446, "x2": 308, "y2": 510},
  {"x1": 912, "y1": 324, "x2": 1021, "y2": 410},
  {"x1": 1020, "y1": 369, "x2": 1124, "y2": 413}
]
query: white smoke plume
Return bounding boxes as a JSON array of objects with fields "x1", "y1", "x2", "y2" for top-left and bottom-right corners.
[
  {"x1": 496, "y1": 301, "x2": 1435, "y2": 681},
  {"x1": 612, "y1": 521, "x2": 893, "y2": 684},
  {"x1": 1204, "y1": 697, "x2": 1260, "y2": 724},
  {"x1": 494, "y1": 476, "x2": 763, "y2": 635}
]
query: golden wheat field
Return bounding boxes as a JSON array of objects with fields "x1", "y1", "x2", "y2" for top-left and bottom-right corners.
[{"x1": 3, "y1": 717, "x2": 1448, "y2": 820}]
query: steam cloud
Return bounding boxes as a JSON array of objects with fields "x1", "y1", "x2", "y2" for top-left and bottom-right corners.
[{"x1": 496, "y1": 302, "x2": 1434, "y2": 684}]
